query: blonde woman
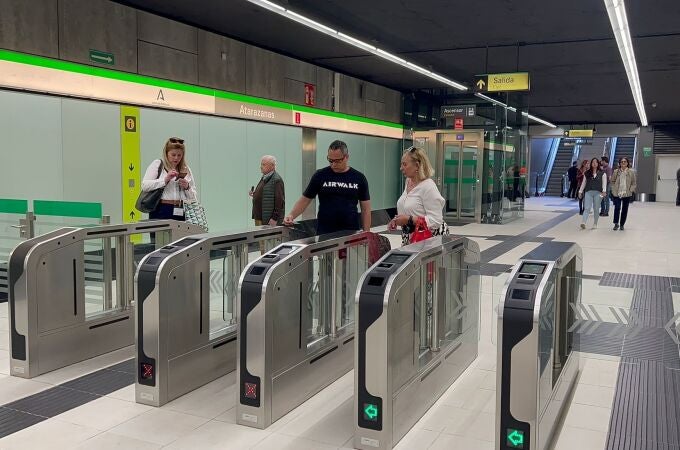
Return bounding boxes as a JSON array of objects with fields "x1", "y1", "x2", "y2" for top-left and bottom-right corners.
[
  {"x1": 389, "y1": 146, "x2": 447, "y2": 245},
  {"x1": 141, "y1": 137, "x2": 197, "y2": 220}
]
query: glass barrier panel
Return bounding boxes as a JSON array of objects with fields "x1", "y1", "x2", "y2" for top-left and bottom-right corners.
[
  {"x1": 335, "y1": 243, "x2": 368, "y2": 333},
  {"x1": 439, "y1": 267, "x2": 482, "y2": 350},
  {"x1": 491, "y1": 271, "x2": 511, "y2": 345},
  {"x1": 306, "y1": 255, "x2": 328, "y2": 348},
  {"x1": 209, "y1": 248, "x2": 240, "y2": 338},
  {"x1": 83, "y1": 236, "x2": 120, "y2": 317},
  {"x1": 0, "y1": 213, "x2": 26, "y2": 300}
]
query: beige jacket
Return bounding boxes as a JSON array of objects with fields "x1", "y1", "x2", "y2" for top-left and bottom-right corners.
[{"x1": 610, "y1": 168, "x2": 637, "y2": 198}]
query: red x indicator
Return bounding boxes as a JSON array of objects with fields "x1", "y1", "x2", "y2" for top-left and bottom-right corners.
[{"x1": 244, "y1": 382, "x2": 258, "y2": 399}]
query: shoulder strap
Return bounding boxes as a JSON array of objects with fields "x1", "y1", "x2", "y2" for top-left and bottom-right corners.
[{"x1": 156, "y1": 159, "x2": 163, "y2": 179}]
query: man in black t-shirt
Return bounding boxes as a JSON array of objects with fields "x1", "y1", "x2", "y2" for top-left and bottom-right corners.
[{"x1": 283, "y1": 140, "x2": 371, "y2": 234}]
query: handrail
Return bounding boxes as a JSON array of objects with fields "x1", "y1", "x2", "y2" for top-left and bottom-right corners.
[{"x1": 540, "y1": 138, "x2": 561, "y2": 193}]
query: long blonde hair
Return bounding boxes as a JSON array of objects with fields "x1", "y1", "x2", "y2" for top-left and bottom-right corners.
[
  {"x1": 404, "y1": 146, "x2": 434, "y2": 181},
  {"x1": 162, "y1": 137, "x2": 188, "y2": 172}
]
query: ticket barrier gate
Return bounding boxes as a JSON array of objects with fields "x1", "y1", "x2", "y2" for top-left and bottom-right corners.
[
  {"x1": 135, "y1": 226, "x2": 290, "y2": 406},
  {"x1": 8, "y1": 220, "x2": 203, "y2": 378},
  {"x1": 354, "y1": 235, "x2": 481, "y2": 450},
  {"x1": 237, "y1": 231, "x2": 379, "y2": 429},
  {"x1": 495, "y1": 242, "x2": 582, "y2": 450}
]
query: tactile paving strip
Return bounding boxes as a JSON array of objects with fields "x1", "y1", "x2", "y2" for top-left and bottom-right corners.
[
  {"x1": 0, "y1": 358, "x2": 134, "y2": 438},
  {"x1": 601, "y1": 273, "x2": 680, "y2": 450}
]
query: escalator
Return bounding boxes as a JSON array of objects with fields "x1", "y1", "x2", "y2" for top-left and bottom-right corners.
[
  {"x1": 545, "y1": 140, "x2": 574, "y2": 196},
  {"x1": 612, "y1": 137, "x2": 636, "y2": 167}
]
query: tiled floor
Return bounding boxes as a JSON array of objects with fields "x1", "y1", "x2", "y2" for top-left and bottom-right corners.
[{"x1": 1, "y1": 196, "x2": 679, "y2": 449}]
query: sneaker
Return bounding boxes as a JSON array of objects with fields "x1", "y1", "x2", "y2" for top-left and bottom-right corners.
[
  {"x1": 613, "y1": 224, "x2": 619, "y2": 230},
  {"x1": 620, "y1": 225, "x2": 624, "y2": 231},
  {"x1": 603, "y1": 213, "x2": 609, "y2": 216},
  {"x1": 580, "y1": 223, "x2": 586, "y2": 230},
  {"x1": 592, "y1": 223, "x2": 598, "y2": 229}
]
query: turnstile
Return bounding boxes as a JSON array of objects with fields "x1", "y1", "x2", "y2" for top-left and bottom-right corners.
[
  {"x1": 237, "y1": 231, "x2": 380, "y2": 429},
  {"x1": 135, "y1": 226, "x2": 290, "y2": 406},
  {"x1": 8, "y1": 220, "x2": 203, "y2": 378},
  {"x1": 354, "y1": 235, "x2": 481, "y2": 450},
  {"x1": 495, "y1": 242, "x2": 582, "y2": 450}
]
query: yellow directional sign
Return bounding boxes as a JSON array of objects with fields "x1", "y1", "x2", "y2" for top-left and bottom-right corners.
[
  {"x1": 566, "y1": 129, "x2": 594, "y2": 138},
  {"x1": 474, "y1": 72, "x2": 530, "y2": 92},
  {"x1": 120, "y1": 106, "x2": 141, "y2": 226}
]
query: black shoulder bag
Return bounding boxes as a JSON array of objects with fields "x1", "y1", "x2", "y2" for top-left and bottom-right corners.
[{"x1": 135, "y1": 160, "x2": 165, "y2": 213}]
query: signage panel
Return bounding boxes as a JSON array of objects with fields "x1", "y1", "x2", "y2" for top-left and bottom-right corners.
[{"x1": 474, "y1": 72, "x2": 530, "y2": 92}]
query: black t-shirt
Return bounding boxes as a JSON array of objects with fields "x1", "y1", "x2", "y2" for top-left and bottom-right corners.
[{"x1": 303, "y1": 166, "x2": 370, "y2": 234}]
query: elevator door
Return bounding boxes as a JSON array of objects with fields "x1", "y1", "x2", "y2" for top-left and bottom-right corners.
[{"x1": 442, "y1": 141, "x2": 481, "y2": 221}]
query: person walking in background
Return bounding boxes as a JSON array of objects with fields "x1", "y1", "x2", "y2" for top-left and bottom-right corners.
[
  {"x1": 141, "y1": 137, "x2": 197, "y2": 221},
  {"x1": 578, "y1": 157, "x2": 606, "y2": 229},
  {"x1": 250, "y1": 155, "x2": 285, "y2": 226},
  {"x1": 284, "y1": 140, "x2": 371, "y2": 234},
  {"x1": 567, "y1": 161, "x2": 578, "y2": 199},
  {"x1": 577, "y1": 159, "x2": 590, "y2": 214},
  {"x1": 611, "y1": 157, "x2": 637, "y2": 230},
  {"x1": 599, "y1": 156, "x2": 613, "y2": 216},
  {"x1": 676, "y1": 166, "x2": 680, "y2": 206},
  {"x1": 389, "y1": 147, "x2": 447, "y2": 245}
]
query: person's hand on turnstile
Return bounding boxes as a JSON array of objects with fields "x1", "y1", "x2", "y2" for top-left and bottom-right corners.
[{"x1": 283, "y1": 215, "x2": 295, "y2": 226}]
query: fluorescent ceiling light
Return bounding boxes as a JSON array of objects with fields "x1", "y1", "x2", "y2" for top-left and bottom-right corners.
[
  {"x1": 474, "y1": 93, "x2": 556, "y2": 128},
  {"x1": 245, "y1": 0, "x2": 467, "y2": 91},
  {"x1": 603, "y1": 0, "x2": 648, "y2": 126}
]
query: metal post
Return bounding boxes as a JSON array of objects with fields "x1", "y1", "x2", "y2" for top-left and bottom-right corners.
[
  {"x1": 330, "y1": 254, "x2": 338, "y2": 339},
  {"x1": 11, "y1": 211, "x2": 36, "y2": 239},
  {"x1": 114, "y1": 235, "x2": 125, "y2": 310},
  {"x1": 430, "y1": 261, "x2": 440, "y2": 352}
]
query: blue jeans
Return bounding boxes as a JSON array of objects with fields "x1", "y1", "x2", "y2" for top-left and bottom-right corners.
[
  {"x1": 582, "y1": 190, "x2": 601, "y2": 225},
  {"x1": 600, "y1": 185, "x2": 611, "y2": 214}
]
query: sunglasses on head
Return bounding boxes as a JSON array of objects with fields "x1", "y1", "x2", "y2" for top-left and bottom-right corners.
[
  {"x1": 169, "y1": 137, "x2": 184, "y2": 144},
  {"x1": 406, "y1": 146, "x2": 417, "y2": 153}
]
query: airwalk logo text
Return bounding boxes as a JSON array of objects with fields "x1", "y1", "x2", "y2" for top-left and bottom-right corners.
[{"x1": 322, "y1": 181, "x2": 359, "y2": 189}]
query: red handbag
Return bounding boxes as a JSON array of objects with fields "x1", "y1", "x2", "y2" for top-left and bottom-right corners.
[{"x1": 410, "y1": 217, "x2": 433, "y2": 243}]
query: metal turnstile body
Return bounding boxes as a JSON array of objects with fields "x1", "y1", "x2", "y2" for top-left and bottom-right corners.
[
  {"x1": 135, "y1": 226, "x2": 289, "y2": 406},
  {"x1": 496, "y1": 242, "x2": 582, "y2": 450},
  {"x1": 8, "y1": 220, "x2": 203, "y2": 378},
  {"x1": 355, "y1": 235, "x2": 481, "y2": 450},
  {"x1": 237, "y1": 231, "x2": 378, "y2": 429}
]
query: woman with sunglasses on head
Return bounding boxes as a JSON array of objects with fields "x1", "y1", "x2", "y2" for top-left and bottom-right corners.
[
  {"x1": 389, "y1": 147, "x2": 447, "y2": 245},
  {"x1": 610, "y1": 157, "x2": 637, "y2": 231},
  {"x1": 578, "y1": 157, "x2": 607, "y2": 229},
  {"x1": 141, "y1": 137, "x2": 197, "y2": 221}
]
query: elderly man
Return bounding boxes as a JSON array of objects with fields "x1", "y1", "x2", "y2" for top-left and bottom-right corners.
[
  {"x1": 250, "y1": 155, "x2": 285, "y2": 226},
  {"x1": 284, "y1": 140, "x2": 371, "y2": 234}
]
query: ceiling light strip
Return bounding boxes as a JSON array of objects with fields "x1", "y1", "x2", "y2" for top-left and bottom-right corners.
[
  {"x1": 474, "y1": 93, "x2": 555, "y2": 128},
  {"x1": 604, "y1": 0, "x2": 648, "y2": 126},
  {"x1": 246, "y1": 0, "x2": 467, "y2": 91}
]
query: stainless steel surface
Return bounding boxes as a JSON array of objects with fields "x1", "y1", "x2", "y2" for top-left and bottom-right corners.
[
  {"x1": 355, "y1": 236, "x2": 481, "y2": 450},
  {"x1": 8, "y1": 220, "x2": 204, "y2": 378},
  {"x1": 495, "y1": 242, "x2": 582, "y2": 450},
  {"x1": 135, "y1": 226, "x2": 290, "y2": 407},
  {"x1": 237, "y1": 231, "x2": 376, "y2": 429}
]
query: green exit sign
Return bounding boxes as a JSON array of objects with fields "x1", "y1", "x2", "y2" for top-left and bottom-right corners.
[
  {"x1": 363, "y1": 403, "x2": 379, "y2": 421},
  {"x1": 89, "y1": 49, "x2": 114, "y2": 66},
  {"x1": 506, "y1": 428, "x2": 525, "y2": 448}
]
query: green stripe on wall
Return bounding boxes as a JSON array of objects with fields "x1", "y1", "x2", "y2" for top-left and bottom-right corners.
[
  {"x1": 0, "y1": 198, "x2": 29, "y2": 214},
  {"x1": 0, "y1": 49, "x2": 402, "y2": 130},
  {"x1": 445, "y1": 178, "x2": 477, "y2": 184},
  {"x1": 33, "y1": 200, "x2": 102, "y2": 218}
]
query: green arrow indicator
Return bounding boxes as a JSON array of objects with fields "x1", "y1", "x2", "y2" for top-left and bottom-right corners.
[
  {"x1": 506, "y1": 429, "x2": 524, "y2": 448},
  {"x1": 363, "y1": 403, "x2": 378, "y2": 420}
]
